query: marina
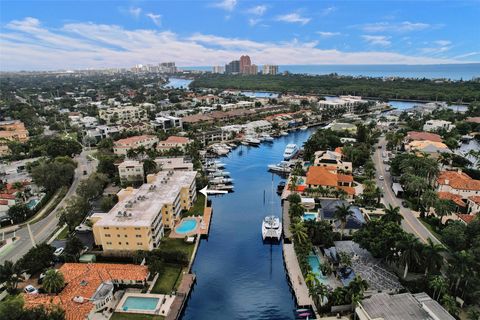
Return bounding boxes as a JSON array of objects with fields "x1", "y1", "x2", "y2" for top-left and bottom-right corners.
[{"x1": 182, "y1": 127, "x2": 318, "y2": 319}]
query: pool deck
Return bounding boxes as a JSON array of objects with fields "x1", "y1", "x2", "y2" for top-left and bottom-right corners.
[
  {"x1": 169, "y1": 217, "x2": 202, "y2": 238},
  {"x1": 199, "y1": 206, "x2": 212, "y2": 235},
  {"x1": 115, "y1": 292, "x2": 175, "y2": 316}
]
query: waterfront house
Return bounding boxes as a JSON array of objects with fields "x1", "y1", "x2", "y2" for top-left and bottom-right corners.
[
  {"x1": 305, "y1": 166, "x2": 355, "y2": 199},
  {"x1": 319, "y1": 199, "x2": 365, "y2": 235},
  {"x1": 24, "y1": 263, "x2": 149, "y2": 320},
  {"x1": 423, "y1": 119, "x2": 454, "y2": 132},
  {"x1": 313, "y1": 150, "x2": 353, "y2": 173},
  {"x1": 405, "y1": 131, "x2": 442, "y2": 143},
  {"x1": 436, "y1": 170, "x2": 480, "y2": 199}
]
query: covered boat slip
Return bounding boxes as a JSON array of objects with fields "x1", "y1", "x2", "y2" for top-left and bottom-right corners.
[{"x1": 283, "y1": 243, "x2": 315, "y2": 309}]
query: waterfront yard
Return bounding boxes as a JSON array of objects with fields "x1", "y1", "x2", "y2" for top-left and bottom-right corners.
[
  {"x1": 160, "y1": 237, "x2": 195, "y2": 257},
  {"x1": 185, "y1": 194, "x2": 206, "y2": 217},
  {"x1": 151, "y1": 264, "x2": 184, "y2": 294},
  {"x1": 110, "y1": 313, "x2": 165, "y2": 320}
]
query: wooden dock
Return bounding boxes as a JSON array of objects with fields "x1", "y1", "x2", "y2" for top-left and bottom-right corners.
[
  {"x1": 165, "y1": 274, "x2": 196, "y2": 320},
  {"x1": 282, "y1": 201, "x2": 292, "y2": 242},
  {"x1": 199, "y1": 207, "x2": 212, "y2": 235},
  {"x1": 283, "y1": 243, "x2": 314, "y2": 307}
]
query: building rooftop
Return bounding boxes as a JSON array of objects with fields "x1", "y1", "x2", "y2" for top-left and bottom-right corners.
[
  {"x1": 438, "y1": 191, "x2": 466, "y2": 207},
  {"x1": 438, "y1": 170, "x2": 480, "y2": 191},
  {"x1": 24, "y1": 263, "x2": 148, "y2": 320},
  {"x1": 406, "y1": 131, "x2": 443, "y2": 143},
  {"x1": 93, "y1": 170, "x2": 196, "y2": 227},
  {"x1": 161, "y1": 136, "x2": 191, "y2": 144},
  {"x1": 114, "y1": 135, "x2": 157, "y2": 146},
  {"x1": 359, "y1": 292, "x2": 455, "y2": 320}
]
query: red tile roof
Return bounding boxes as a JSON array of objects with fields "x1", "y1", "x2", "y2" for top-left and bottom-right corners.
[
  {"x1": 0, "y1": 193, "x2": 16, "y2": 200},
  {"x1": 457, "y1": 214, "x2": 477, "y2": 224},
  {"x1": 437, "y1": 171, "x2": 480, "y2": 191},
  {"x1": 24, "y1": 263, "x2": 148, "y2": 320},
  {"x1": 465, "y1": 117, "x2": 480, "y2": 124},
  {"x1": 469, "y1": 196, "x2": 480, "y2": 204},
  {"x1": 406, "y1": 131, "x2": 442, "y2": 143},
  {"x1": 114, "y1": 135, "x2": 157, "y2": 146},
  {"x1": 306, "y1": 166, "x2": 355, "y2": 195},
  {"x1": 438, "y1": 192, "x2": 466, "y2": 207},
  {"x1": 162, "y1": 136, "x2": 190, "y2": 144}
]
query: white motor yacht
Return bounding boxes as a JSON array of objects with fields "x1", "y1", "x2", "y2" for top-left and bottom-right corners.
[
  {"x1": 283, "y1": 144, "x2": 299, "y2": 160},
  {"x1": 244, "y1": 136, "x2": 261, "y2": 146},
  {"x1": 267, "y1": 161, "x2": 292, "y2": 173},
  {"x1": 209, "y1": 177, "x2": 234, "y2": 184},
  {"x1": 262, "y1": 215, "x2": 282, "y2": 241}
]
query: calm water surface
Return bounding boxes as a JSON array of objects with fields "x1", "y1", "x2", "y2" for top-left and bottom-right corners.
[{"x1": 182, "y1": 128, "x2": 317, "y2": 320}]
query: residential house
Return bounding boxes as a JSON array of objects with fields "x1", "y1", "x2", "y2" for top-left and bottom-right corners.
[
  {"x1": 405, "y1": 140, "x2": 451, "y2": 158},
  {"x1": 99, "y1": 106, "x2": 148, "y2": 125},
  {"x1": 24, "y1": 263, "x2": 149, "y2": 320},
  {"x1": 305, "y1": 166, "x2": 355, "y2": 199},
  {"x1": 0, "y1": 120, "x2": 29, "y2": 156},
  {"x1": 319, "y1": 199, "x2": 365, "y2": 235},
  {"x1": 152, "y1": 115, "x2": 183, "y2": 131},
  {"x1": 154, "y1": 157, "x2": 194, "y2": 171},
  {"x1": 314, "y1": 150, "x2": 353, "y2": 173},
  {"x1": 437, "y1": 170, "x2": 480, "y2": 199},
  {"x1": 423, "y1": 120, "x2": 454, "y2": 132},
  {"x1": 405, "y1": 131, "x2": 443, "y2": 143}
]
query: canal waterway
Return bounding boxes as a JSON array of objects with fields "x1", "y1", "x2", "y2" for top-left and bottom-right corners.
[{"x1": 182, "y1": 127, "x2": 317, "y2": 320}]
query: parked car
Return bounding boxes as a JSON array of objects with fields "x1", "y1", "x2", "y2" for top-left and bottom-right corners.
[
  {"x1": 75, "y1": 224, "x2": 92, "y2": 232},
  {"x1": 24, "y1": 285, "x2": 38, "y2": 295},
  {"x1": 379, "y1": 175, "x2": 384, "y2": 181},
  {"x1": 54, "y1": 247, "x2": 64, "y2": 256}
]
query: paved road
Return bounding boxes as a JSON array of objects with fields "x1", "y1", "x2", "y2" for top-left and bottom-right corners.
[
  {"x1": 374, "y1": 137, "x2": 441, "y2": 244},
  {"x1": 0, "y1": 149, "x2": 97, "y2": 263}
]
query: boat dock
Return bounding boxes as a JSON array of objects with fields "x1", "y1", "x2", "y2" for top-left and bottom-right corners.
[
  {"x1": 282, "y1": 200, "x2": 292, "y2": 242},
  {"x1": 199, "y1": 206, "x2": 212, "y2": 236},
  {"x1": 165, "y1": 274, "x2": 196, "y2": 320},
  {"x1": 283, "y1": 243, "x2": 315, "y2": 308}
]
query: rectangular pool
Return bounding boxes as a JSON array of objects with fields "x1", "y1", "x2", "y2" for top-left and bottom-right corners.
[
  {"x1": 121, "y1": 296, "x2": 159, "y2": 311},
  {"x1": 303, "y1": 212, "x2": 317, "y2": 221}
]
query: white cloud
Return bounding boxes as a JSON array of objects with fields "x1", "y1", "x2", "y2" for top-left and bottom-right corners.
[
  {"x1": 453, "y1": 52, "x2": 480, "y2": 59},
  {"x1": 420, "y1": 40, "x2": 452, "y2": 55},
  {"x1": 249, "y1": 18, "x2": 261, "y2": 26},
  {"x1": 362, "y1": 35, "x2": 391, "y2": 46},
  {"x1": 317, "y1": 31, "x2": 341, "y2": 38},
  {"x1": 247, "y1": 5, "x2": 267, "y2": 16},
  {"x1": 321, "y1": 6, "x2": 336, "y2": 16},
  {"x1": 128, "y1": 7, "x2": 142, "y2": 18},
  {"x1": 0, "y1": 17, "x2": 469, "y2": 71},
  {"x1": 276, "y1": 12, "x2": 311, "y2": 25},
  {"x1": 434, "y1": 40, "x2": 451, "y2": 46},
  {"x1": 146, "y1": 13, "x2": 162, "y2": 26},
  {"x1": 212, "y1": 0, "x2": 237, "y2": 12},
  {"x1": 360, "y1": 21, "x2": 431, "y2": 33}
]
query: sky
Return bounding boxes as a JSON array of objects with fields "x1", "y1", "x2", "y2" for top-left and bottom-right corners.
[{"x1": 0, "y1": 0, "x2": 479, "y2": 71}]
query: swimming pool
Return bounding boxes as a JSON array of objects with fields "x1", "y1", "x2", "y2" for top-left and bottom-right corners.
[
  {"x1": 307, "y1": 254, "x2": 328, "y2": 284},
  {"x1": 121, "y1": 296, "x2": 159, "y2": 311},
  {"x1": 175, "y1": 218, "x2": 198, "y2": 234},
  {"x1": 26, "y1": 199, "x2": 39, "y2": 210},
  {"x1": 303, "y1": 212, "x2": 317, "y2": 221}
]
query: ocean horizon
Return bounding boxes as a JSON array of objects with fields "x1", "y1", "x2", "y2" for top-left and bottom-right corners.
[{"x1": 180, "y1": 63, "x2": 480, "y2": 80}]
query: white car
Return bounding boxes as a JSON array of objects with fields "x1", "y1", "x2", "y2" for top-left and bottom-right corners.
[
  {"x1": 24, "y1": 285, "x2": 38, "y2": 295},
  {"x1": 75, "y1": 224, "x2": 92, "y2": 232},
  {"x1": 54, "y1": 247, "x2": 64, "y2": 256},
  {"x1": 379, "y1": 175, "x2": 384, "y2": 181}
]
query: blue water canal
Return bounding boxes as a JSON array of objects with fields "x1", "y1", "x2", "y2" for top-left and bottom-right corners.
[{"x1": 182, "y1": 127, "x2": 317, "y2": 320}]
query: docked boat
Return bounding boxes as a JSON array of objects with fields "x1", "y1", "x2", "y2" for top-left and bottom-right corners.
[
  {"x1": 280, "y1": 131, "x2": 288, "y2": 136},
  {"x1": 205, "y1": 161, "x2": 225, "y2": 168},
  {"x1": 262, "y1": 215, "x2": 282, "y2": 241},
  {"x1": 208, "y1": 170, "x2": 231, "y2": 177},
  {"x1": 244, "y1": 137, "x2": 261, "y2": 146},
  {"x1": 210, "y1": 177, "x2": 234, "y2": 184},
  {"x1": 277, "y1": 181, "x2": 286, "y2": 194},
  {"x1": 300, "y1": 125, "x2": 308, "y2": 130},
  {"x1": 260, "y1": 133, "x2": 274, "y2": 142},
  {"x1": 283, "y1": 144, "x2": 299, "y2": 160},
  {"x1": 211, "y1": 184, "x2": 234, "y2": 191},
  {"x1": 268, "y1": 161, "x2": 292, "y2": 173}
]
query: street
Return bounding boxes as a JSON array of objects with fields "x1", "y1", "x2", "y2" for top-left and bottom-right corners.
[
  {"x1": 0, "y1": 149, "x2": 97, "y2": 263},
  {"x1": 374, "y1": 137, "x2": 441, "y2": 244}
]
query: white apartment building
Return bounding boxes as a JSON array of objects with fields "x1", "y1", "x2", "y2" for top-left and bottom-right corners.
[
  {"x1": 423, "y1": 120, "x2": 455, "y2": 132},
  {"x1": 262, "y1": 65, "x2": 279, "y2": 75},
  {"x1": 118, "y1": 160, "x2": 145, "y2": 184},
  {"x1": 154, "y1": 157, "x2": 194, "y2": 171},
  {"x1": 212, "y1": 66, "x2": 225, "y2": 74},
  {"x1": 99, "y1": 106, "x2": 148, "y2": 125},
  {"x1": 157, "y1": 136, "x2": 191, "y2": 152},
  {"x1": 152, "y1": 115, "x2": 183, "y2": 131},
  {"x1": 114, "y1": 135, "x2": 159, "y2": 156},
  {"x1": 318, "y1": 96, "x2": 369, "y2": 113}
]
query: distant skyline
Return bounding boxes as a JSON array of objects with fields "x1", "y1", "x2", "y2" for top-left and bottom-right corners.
[{"x1": 0, "y1": 0, "x2": 479, "y2": 71}]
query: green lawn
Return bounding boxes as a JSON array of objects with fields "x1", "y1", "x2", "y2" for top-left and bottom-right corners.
[
  {"x1": 151, "y1": 263, "x2": 184, "y2": 294},
  {"x1": 185, "y1": 194, "x2": 205, "y2": 217},
  {"x1": 56, "y1": 225, "x2": 70, "y2": 240},
  {"x1": 160, "y1": 238, "x2": 195, "y2": 257},
  {"x1": 110, "y1": 313, "x2": 165, "y2": 320}
]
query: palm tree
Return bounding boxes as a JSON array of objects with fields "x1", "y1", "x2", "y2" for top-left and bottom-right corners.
[
  {"x1": 382, "y1": 204, "x2": 403, "y2": 225},
  {"x1": 334, "y1": 203, "x2": 352, "y2": 240},
  {"x1": 42, "y1": 269, "x2": 65, "y2": 294},
  {"x1": 428, "y1": 275, "x2": 447, "y2": 301},
  {"x1": 467, "y1": 308, "x2": 480, "y2": 320},
  {"x1": 422, "y1": 189, "x2": 439, "y2": 216},
  {"x1": 441, "y1": 294, "x2": 459, "y2": 318},
  {"x1": 422, "y1": 238, "x2": 445, "y2": 276},
  {"x1": 314, "y1": 282, "x2": 329, "y2": 307},
  {"x1": 0, "y1": 261, "x2": 21, "y2": 292},
  {"x1": 434, "y1": 199, "x2": 455, "y2": 219},
  {"x1": 289, "y1": 175, "x2": 298, "y2": 193},
  {"x1": 348, "y1": 275, "x2": 369, "y2": 299},
  {"x1": 338, "y1": 251, "x2": 352, "y2": 267},
  {"x1": 290, "y1": 221, "x2": 308, "y2": 245},
  {"x1": 397, "y1": 234, "x2": 422, "y2": 279}
]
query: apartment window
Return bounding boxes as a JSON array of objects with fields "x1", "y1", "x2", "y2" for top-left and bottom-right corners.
[
  {"x1": 124, "y1": 235, "x2": 128, "y2": 238},
  {"x1": 105, "y1": 234, "x2": 111, "y2": 237},
  {"x1": 117, "y1": 234, "x2": 120, "y2": 238},
  {"x1": 137, "y1": 242, "x2": 143, "y2": 246},
  {"x1": 118, "y1": 242, "x2": 122, "y2": 245},
  {"x1": 136, "y1": 235, "x2": 141, "y2": 238},
  {"x1": 126, "y1": 242, "x2": 129, "y2": 245},
  {"x1": 134, "y1": 227, "x2": 141, "y2": 230},
  {"x1": 103, "y1": 227, "x2": 110, "y2": 230},
  {"x1": 106, "y1": 242, "x2": 112, "y2": 245}
]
